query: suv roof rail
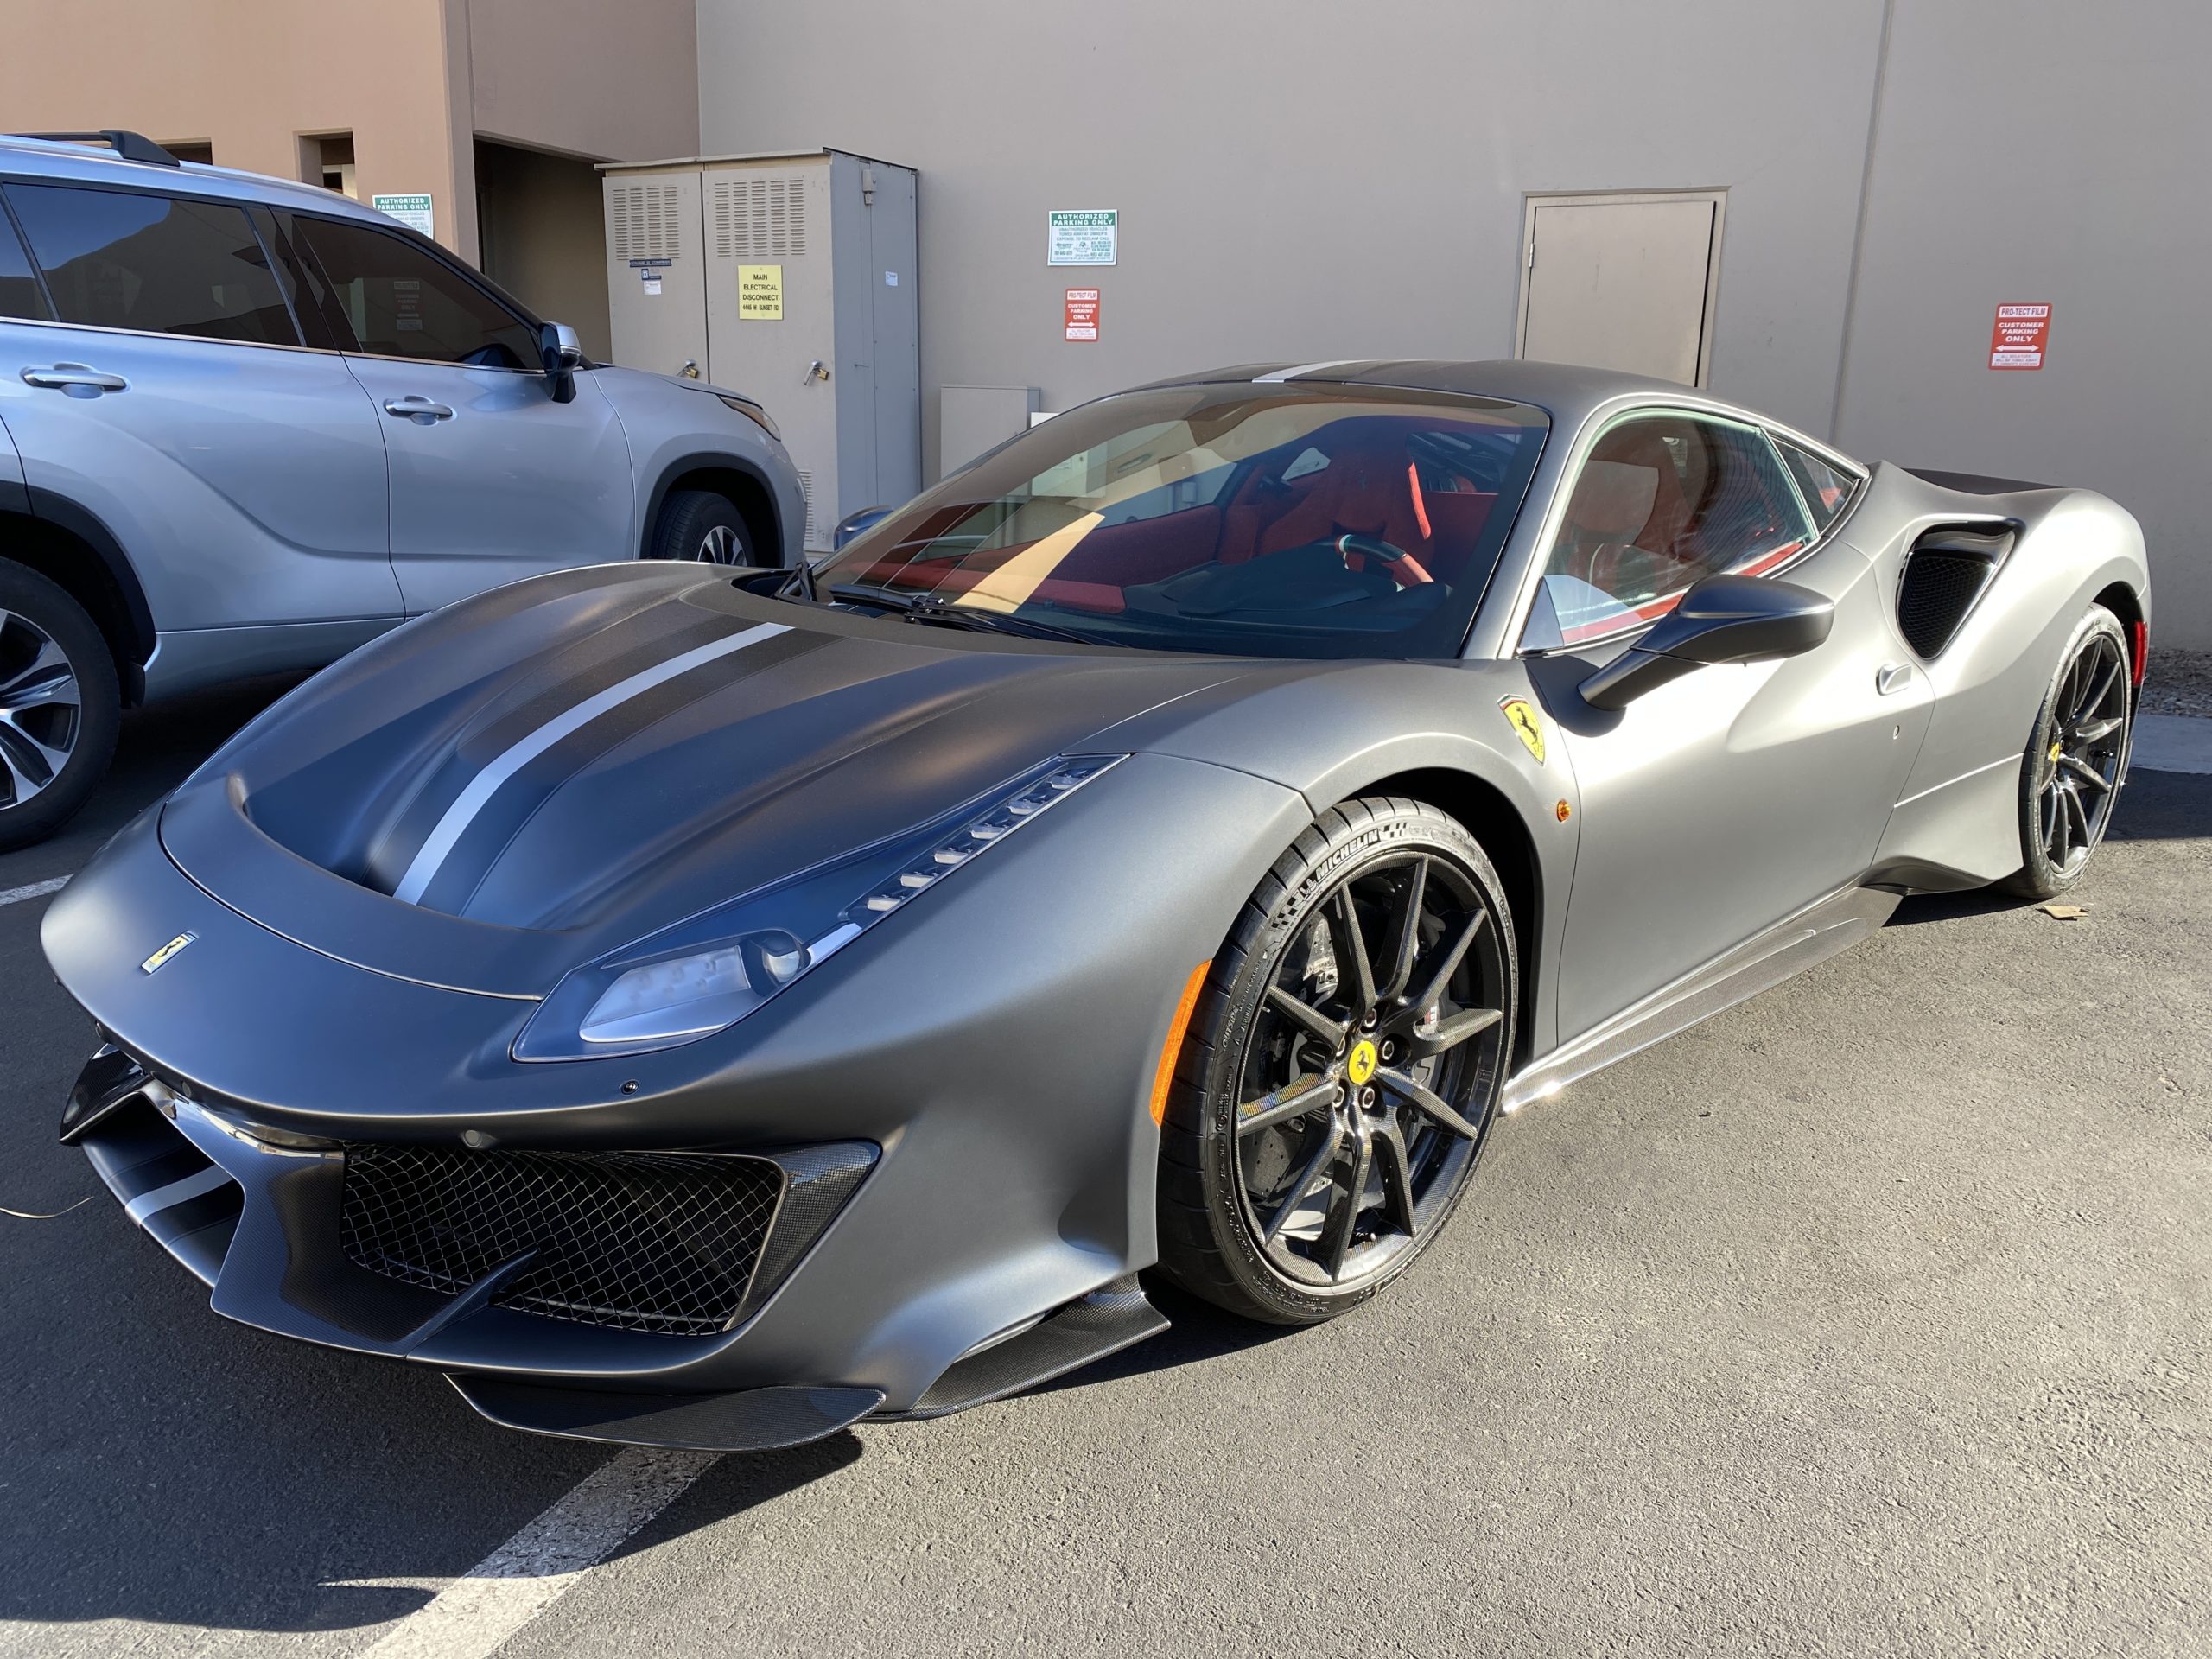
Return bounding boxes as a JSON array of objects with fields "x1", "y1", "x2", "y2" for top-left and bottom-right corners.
[{"x1": 10, "y1": 130, "x2": 182, "y2": 168}]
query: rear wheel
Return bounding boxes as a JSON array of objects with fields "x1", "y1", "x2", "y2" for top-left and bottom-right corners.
[
  {"x1": 0, "y1": 560, "x2": 119, "y2": 852},
  {"x1": 2002, "y1": 603, "x2": 2130, "y2": 899},
  {"x1": 651, "y1": 489, "x2": 757, "y2": 566},
  {"x1": 1157, "y1": 798, "x2": 1516, "y2": 1325}
]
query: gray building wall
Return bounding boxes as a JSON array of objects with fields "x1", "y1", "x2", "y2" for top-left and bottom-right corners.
[
  {"x1": 696, "y1": 0, "x2": 2207, "y2": 644},
  {"x1": 1832, "y1": 0, "x2": 2211, "y2": 647}
]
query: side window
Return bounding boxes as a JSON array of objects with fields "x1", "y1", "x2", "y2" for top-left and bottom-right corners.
[
  {"x1": 0, "y1": 205, "x2": 51, "y2": 321},
  {"x1": 1523, "y1": 413, "x2": 1814, "y2": 650},
  {"x1": 4, "y1": 184, "x2": 296, "y2": 345},
  {"x1": 1776, "y1": 439, "x2": 1859, "y2": 533},
  {"x1": 290, "y1": 216, "x2": 537, "y2": 370}
]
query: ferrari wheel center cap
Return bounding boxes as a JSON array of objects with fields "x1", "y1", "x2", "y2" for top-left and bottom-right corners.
[{"x1": 1346, "y1": 1039, "x2": 1379, "y2": 1086}]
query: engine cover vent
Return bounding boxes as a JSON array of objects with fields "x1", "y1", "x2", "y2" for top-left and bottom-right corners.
[{"x1": 1897, "y1": 524, "x2": 2014, "y2": 658}]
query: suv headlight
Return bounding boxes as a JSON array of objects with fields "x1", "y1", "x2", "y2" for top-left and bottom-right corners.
[
  {"x1": 513, "y1": 754, "x2": 1124, "y2": 1061},
  {"x1": 719, "y1": 394, "x2": 780, "y2": 442}
]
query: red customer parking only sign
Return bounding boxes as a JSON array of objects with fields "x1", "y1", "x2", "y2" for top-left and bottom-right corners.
[
  {"x1": 1065, "y1": 289, "x2": 1100, "y2": 341},
  {"x1": 1989, "y1": 302, "x2": 2051, "y2": 370}
]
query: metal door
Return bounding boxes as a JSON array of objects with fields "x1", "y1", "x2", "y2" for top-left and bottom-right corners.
[
  {"x1": 703, "y1": 161, "x2": 833, "y2": 547},
  {"x1": 1517, "y1": 193, "x2": 1724, "y2": 386},
  {"x1": 602, "y1": 170, "x2": 707, "y2": 378}
]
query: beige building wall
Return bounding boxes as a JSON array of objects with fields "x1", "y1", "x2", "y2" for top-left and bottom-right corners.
[
  {"x1": 465, "y1": 0, "x2": 702, "y2": 166},
  {"x1": 0, "y1": 0, "x2": 479, "y2": 253}
]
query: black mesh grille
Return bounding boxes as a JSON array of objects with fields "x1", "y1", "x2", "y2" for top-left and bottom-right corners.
[
  {"x1": 1897, "y1": 551, "x2": 1993, "y2": 657},
  {"x1": 339, "y1": 1146, "x2": 783, "y2": 1336}
]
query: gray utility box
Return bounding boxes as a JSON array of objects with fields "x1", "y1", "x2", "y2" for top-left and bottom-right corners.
[{"x1": 601, "y1": 149, "x2": 918, "y2": 550}]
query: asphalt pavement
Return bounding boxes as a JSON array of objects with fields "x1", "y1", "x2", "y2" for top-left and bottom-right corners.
[{"x1": 3, "y1": 684, "x2": 2206, "y2": 1658}]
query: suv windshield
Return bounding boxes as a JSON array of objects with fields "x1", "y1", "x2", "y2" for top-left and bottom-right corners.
[{"x1": 814, "y1": 385, "x2": 1549, "y2": 658}]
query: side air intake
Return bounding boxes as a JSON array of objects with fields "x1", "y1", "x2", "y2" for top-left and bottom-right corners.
[{"x1": 1897, "y1": 524, "x2": 2015, "y2": 658}]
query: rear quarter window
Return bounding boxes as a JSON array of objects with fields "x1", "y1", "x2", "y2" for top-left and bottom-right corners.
[{"x1": 5, "y1": 183, "x2": 296, "y2": 346}]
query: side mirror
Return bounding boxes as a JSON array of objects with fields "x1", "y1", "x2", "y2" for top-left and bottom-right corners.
[
  {"x1": 1579, "y1": 575, "x2": 1834, "y2": 711},
  {"x1": 833, "y1": 504, "x2": 893, "y2": 550},
  {"x1": 538, "y1": 321, "x2": 583, "y2": 404}
]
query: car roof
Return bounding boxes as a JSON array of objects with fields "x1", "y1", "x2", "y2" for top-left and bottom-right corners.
[
  {"x1": 0, "y1": 133, "x2": 392, "y2": 225},
  {"x1": 1136, "y1": 358, "x2": 1770, "y2": 432}
]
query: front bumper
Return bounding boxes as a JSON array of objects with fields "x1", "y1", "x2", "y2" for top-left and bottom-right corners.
[{"x1": 44, "y1": 753, "x2": 1302, "y2": 1443}]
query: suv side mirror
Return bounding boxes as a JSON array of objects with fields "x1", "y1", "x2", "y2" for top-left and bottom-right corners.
[
  {"x1": 539, "y1": 321, "x2": 583, "y2": 404},
  {"x1": 1579, "y1": 575, "x2": 1834, "y2": 711},
  {"x1": 832, "y1": 505, "x2": 893, "y2": 550}
]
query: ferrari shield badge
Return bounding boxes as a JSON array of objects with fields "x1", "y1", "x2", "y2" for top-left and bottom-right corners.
[
  {"x1": 140, "y1": 931, "x2": 196, "y2": 975},
  {"x1": 1499, "y1": 697, "x2": 1546, "y2": 766}
]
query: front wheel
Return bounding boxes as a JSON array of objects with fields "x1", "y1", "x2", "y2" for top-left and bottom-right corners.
[
  {"x1": 650, "y1": 490, "x2": 756, "y2": 566},
  {"x1": 0, "y1": 561, "x2": 120, "y2": 852},
  {"x1": 1157, "y1": 798, "x2": 1517, "y2": 1325},
  {"x1": 2002, "y1": 604, "x2": 2131, "y2": 899}
]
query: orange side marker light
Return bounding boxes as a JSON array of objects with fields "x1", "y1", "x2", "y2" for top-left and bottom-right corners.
[{"x1": 1149, "y1": 963, "x2": 1211, "y2": 1127}]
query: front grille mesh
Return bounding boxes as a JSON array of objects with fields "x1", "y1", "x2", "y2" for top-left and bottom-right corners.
[
  {"x1": 340, "y1": 1146, "x2": 782, "y2": 1336},
  {"x1": 1897, "y1": 551, "x2": 1993, "y2": 657}
]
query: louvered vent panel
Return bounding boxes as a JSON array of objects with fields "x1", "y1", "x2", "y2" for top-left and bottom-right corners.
[
  {"x1": 797, "y1": 470, "x2": 817, "y2": 547},
  {"x1": 713, "y1": 175, "x2": 809, "y2": 259},
  {"x1": 609, "y1": 182, "x2": 682, "y2": 262}
]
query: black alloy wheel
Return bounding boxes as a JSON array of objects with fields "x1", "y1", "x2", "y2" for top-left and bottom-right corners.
[
  {"x1": 2005, "y1": 604, "x2": 2131, "y2": 899},
  {"x1": 1159, "y1": 798, "x2": 1516, "y2": 1325}
]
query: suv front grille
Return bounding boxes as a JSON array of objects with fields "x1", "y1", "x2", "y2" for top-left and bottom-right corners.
[{"x1": 339, "y1": 1146, "x2": 783, "y2": 1336}]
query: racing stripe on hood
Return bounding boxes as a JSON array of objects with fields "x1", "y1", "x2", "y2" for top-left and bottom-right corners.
[{"x1": 385, "y1": 620, "x2": 802, "y2": 908}]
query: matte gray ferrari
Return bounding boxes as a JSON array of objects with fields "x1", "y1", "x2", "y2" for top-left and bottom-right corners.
[{"x1": 43, "y1": 361, "x2": 2151, "y2": 1452}]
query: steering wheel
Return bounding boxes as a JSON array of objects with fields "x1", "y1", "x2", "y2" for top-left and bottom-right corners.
[{"x1": 1336, "y1": 532, "x2": 1433, "y2": 588}]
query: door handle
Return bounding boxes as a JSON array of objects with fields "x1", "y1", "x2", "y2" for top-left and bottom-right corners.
[
  {"x1": 1877, "y1": 662, "x2": 1914, "y2": 696},
  {"x1": 22, "y1": 364, "x2": 128, "y2": 392},
  {"x1": 383, "y1": 396, "x2": 455, "y2": 422}
]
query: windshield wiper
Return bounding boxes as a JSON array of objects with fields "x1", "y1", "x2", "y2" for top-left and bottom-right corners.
[
  {"x1": 827, "y1": 581, "x2": 920, "y2": 612},
  {"x1": 903, "y1": 601, "x2": 1091, "y2": 644},
  {"x1": 777, "y1": 559, "x2": 822, "y2": 604}
]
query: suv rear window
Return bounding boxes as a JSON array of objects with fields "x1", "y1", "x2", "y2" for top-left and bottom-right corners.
[{"x1": 5, "y1": 184, "x2": 296, "y2": 346}]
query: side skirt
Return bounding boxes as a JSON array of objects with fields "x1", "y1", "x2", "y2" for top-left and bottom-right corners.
[
  {"x1": 876, "y1": 1275, "x2": 1170, "y2": 1421},
  {"x1": 1503, "y1": 884, "x2": 1901, "y2": 1112}
]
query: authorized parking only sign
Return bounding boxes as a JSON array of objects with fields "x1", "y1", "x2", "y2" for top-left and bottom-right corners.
[
  {"x1": 1047, "y1": 210, "x2": 1117, "y2": 266},
  {"x1": 1989, "y1": 303, "x2": 2051, "y2": 370}
]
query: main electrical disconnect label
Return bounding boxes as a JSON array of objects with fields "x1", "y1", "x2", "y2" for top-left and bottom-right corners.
[
  {"x1": 740, "y1": 264, "x2": 784, "y2": 321},
  {"x1": 1988, "y1": 303, "x2": 2051, "y2": 370}
]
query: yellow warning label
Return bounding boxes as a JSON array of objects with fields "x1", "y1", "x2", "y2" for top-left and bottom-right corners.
[
  {"x1": 1500, "y1": 696, "x2": 1546, "y2": 766},
  {"x1": 738, "y1": 264, "x2": 783, "y2": 321}
]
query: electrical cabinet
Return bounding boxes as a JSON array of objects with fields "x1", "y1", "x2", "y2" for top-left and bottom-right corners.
[{"x1": 602, "y1": 149, "x2": 919, "y2": 550}]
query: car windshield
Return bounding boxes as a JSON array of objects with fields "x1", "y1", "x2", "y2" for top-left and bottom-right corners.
[{"x1": 812, "y1": 385, "x2": 1550, "y2": 658}]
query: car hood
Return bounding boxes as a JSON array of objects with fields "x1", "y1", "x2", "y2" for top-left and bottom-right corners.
[{"x1": 158, "y1": 564, "x2": 1241, "y2": 997}]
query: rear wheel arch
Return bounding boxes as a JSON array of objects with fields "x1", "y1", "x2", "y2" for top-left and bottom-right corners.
[
  {"x1": 2091, "y1": 581, "x2": 2145, "y2": 680},
  {"x1": 0, "y1": 493, "x2": 155, "y2": 704},
  {"x1": 1332, "y1": 767, "x2": 1541, "y2": 1073},
  {"x1": 641, "y1": 457, "x2": 786, "y2": 568}
]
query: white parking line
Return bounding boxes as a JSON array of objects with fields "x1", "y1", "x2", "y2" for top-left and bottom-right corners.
[
  {"x1": 356, "y1": 1447, "x2": 718, "y2": 1659},
  {"x1": 0, "y1": 875, "x2": 68, "y2": 907}
]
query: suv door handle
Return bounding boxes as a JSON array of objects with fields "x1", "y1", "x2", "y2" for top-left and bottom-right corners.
[
  {"x1": 382, "y1": 396, "x2": 454, "y2": 422},
  {"x1": 22, "y1": 364, "x2": 129, "y2": 392}
]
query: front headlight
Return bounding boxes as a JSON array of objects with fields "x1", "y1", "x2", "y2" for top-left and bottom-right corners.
[
  {"x1": 719, "y1": 394, "x2": 781, "y2": 442},
  {"x1": 513, "y1": 754, "x2": 1124, "y2": 1061}
]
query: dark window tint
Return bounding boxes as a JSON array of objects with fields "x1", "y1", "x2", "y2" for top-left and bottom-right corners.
[
  {"x1": 1777, "y1": 439, "x2": 1859, "y2": 533},
  {"x1": 1525, "y1": 414, "x2": 1814, "y2": 649},
  {"x1": 291, "y1": 216, "x2": 535, "y2": 369},
  {"x1": 7, "y1": 185, "x2": 295, "y2": 345},
  {"x1": 0, "y1": 208, "x2": 48, "y2": 320}
]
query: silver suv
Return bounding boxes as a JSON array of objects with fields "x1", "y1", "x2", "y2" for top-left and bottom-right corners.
[{"x1": 0, "y1": 131, "x2": 806, "y2": 849}]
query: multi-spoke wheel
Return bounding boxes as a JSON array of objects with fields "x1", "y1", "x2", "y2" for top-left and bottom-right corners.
[
  {"x1": 649, "y1": 489, "x2": 757, "y2": 567},
  {"x1": 1158, "y1": 798, "x2": 1516, "y2": 1324},
  {"x1": 0, "y1": 560, "x2": 119, "y2": 853},
  {"x1": 2004, "y1": 604, "x2": 2132, "y2": 899}
]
